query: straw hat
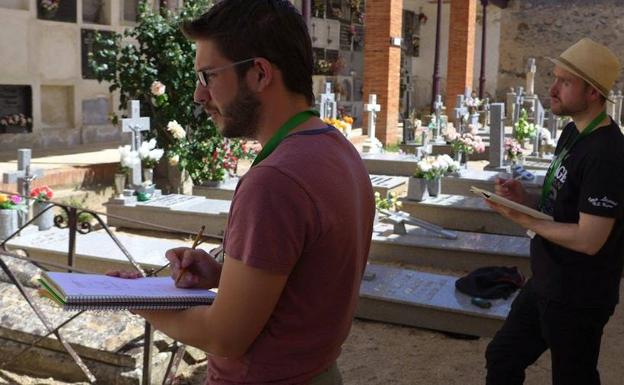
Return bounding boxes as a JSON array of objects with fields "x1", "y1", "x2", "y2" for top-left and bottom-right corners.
[{"x1": 548, "y1": 38, "x2": 621, "y2": 102}]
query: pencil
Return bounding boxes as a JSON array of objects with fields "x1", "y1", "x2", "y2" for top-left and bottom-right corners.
[{"x1": 175, "y1": 225, "x2": 205, "y2": 285}]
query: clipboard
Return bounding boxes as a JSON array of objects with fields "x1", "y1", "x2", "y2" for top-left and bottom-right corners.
[{"x1": 470, "y1": 186, "x2": 553, "y2": 221}]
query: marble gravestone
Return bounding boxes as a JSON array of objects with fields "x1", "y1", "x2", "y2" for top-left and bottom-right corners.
[
  {"x1": 319, "y1": 82, "x2": 337, "y2": 120},
  {"x1": 356, "y1": 263, "x2": 515, "y2": 337},
  {"x1": 484, "y1": 103, "x2": 506, "y2": 172},
  {"x1": 361, "y1": 94, "x2": 383, "y2": 154},
  {"x1": 121, "y1": 100, "x2": 150, "y2": 188},
  {"x1": 106, "y1": 194, "x2": 231, "y2": 237}
]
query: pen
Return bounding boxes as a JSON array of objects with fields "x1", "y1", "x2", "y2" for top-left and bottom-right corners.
[{"x1": 175, "y1": 225, "x2": 205, "y2": 285}]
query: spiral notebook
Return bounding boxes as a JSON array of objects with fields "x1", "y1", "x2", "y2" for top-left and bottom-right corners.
[{"x1": 38, "y1": 272, "x2": 216, "y2": 311}]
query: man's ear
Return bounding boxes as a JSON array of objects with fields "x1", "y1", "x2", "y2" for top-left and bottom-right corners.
[{"x1": 249, "y1": 58, "x2": 273, "y2": 92}]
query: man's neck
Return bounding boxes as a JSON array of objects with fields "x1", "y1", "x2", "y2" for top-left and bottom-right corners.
[
  {"x1": 572, "y1": 104, "x2": 609, "y2": 132},
  {"x1": 255, "y1": 94, "x2": 319, "y2": 146}
]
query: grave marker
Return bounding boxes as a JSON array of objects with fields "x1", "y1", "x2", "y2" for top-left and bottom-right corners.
[
  {"x1": 362, "y1": 94, "x2": 383, "y2": 154},
  {"x1": 485, "y1": 103, "x2": 506, "y2": 171},
  {"x1": 319, "y1": 82, "x2": 337, "y2": 120},
  {"x1": 506, "y1": 87, "x2": 516, "y2": 126},
  {"x1": 121, "y1": 100, "x2": 150, "y2": 187},
  {"x1": 432, "y1": 94, "x2": 445, "y2": 143},
  {"x1": 525, "y1": 58, "x2": 536, "y2": 96}
]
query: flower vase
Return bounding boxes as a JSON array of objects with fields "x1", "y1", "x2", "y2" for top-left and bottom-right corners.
[
  {"x1": 0, "y1": 209, "x2": 18, "y2": 240},
  {"x1": 114, "y1": 173, "x2": 127, "y2": 196},
  {"x1": 426, "y1": 178, "x2": 442, "y2": 197},
  {"x1": 407, "y1": 177, "x2": 429, "y2": 202},
  {"x1": 142, "y1": 168, "x2": 154, "y2": 185},
  {"x1": 32, "y1": 201, "x2": 54, "y2": 231}
]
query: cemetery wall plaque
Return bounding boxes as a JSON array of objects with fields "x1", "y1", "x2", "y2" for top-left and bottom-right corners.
[
  {"x1": 37, "y1": 0, "x2": 76, "y2": 23},
  {"x1": 81, "y1": 29, "x2": 115, "y2": 79},
  {"x1": 82, "y1": 0, "x2": 107, "y2": 24},
  {"x1": 123, "y1": 0, "x2": 139, "y2": 22},
  {"x1": 0, "y1": 85, "x2": 33, "y2": 134}
]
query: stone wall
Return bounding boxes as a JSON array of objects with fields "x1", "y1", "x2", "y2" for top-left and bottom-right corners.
[{"x1": 497, "y1": 0, "x2": 624, "y2": 106}]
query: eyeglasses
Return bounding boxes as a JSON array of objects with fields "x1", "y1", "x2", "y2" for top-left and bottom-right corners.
[{"x1": 196, "y1": 58, "x2": 257, "y2": 88}]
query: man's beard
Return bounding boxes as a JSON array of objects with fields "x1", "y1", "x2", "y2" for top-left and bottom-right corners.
[
  {"x1": 219, "y1": 82, "x2": 261, "y2": 139},
  {"x1": 552, "y1": 98, "x2": 588, "y2": 117}
]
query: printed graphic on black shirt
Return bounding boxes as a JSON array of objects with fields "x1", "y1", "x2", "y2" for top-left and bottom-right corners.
[{"x1": 541, "y1": 163, "x2": 567, "y2": 216}]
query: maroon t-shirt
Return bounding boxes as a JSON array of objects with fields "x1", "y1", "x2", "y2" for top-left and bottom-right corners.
[{"x1": 206, "y1": 127, "x2": 375, "y2": 384}]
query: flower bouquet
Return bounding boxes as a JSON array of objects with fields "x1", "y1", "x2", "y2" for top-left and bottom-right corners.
[
  {"x1": 30, "y1": 186, "x2": 55, "y2": 231},
  {"x1": 504, "y1": 138, "x2": 524, "y2": 164}
]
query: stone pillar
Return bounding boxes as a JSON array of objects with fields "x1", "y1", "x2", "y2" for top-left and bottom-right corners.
[
  {"x1": 446, "y1": 0, "x2": 477, "y2": 101},
  {"x1": 362, "y1": 0, "x2": 403, "y2": 146}
]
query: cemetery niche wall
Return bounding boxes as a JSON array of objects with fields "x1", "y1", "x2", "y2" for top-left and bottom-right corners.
[
  {"x1": 0, "y1": 85, "x2": 33, "y2": 134},
  {"x1": 37, "y1": 0, "x2": 77, "y2": 23}
]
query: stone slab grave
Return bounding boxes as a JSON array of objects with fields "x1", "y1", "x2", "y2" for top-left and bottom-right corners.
[
  {"x1": 356, "y1": 263, "x2": 514, "y2": 337},
  {"x1": 192, "y1": 178, "x2": 239, "y2": 200},
  {"x1": 106, "y1": 194, "x2": 231, "y2": 237},
  {"x1": 370, "y1": 222, "x2": 531, "y2": 276},
  {"x1": 399, "y1": 194, "x2": 527, "y2": 237},
  {"x1": 361, "y1": 153, "x2": 422, "y2": 177},
  {"x1": 192, "y1": 175, "x2": 408, "y2": 201},
  {"x1": 370, "y1": 175, "x2": 407, "y2": 197},
  {"x1": 442, "y1": 168, "x2": 545, "y2": 197},
  {"x1": 6, "y1": 226, "x2": 219, "y2": 274}
]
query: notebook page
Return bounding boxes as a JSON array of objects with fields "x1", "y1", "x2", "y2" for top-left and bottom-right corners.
[{"x1": 45, "y1": 272, "x2": 216, "y2": 300}]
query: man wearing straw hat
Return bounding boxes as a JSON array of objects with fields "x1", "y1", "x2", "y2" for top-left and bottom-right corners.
[{"x1": 485, "y1": 38, "x2": 624, "y2": 384}]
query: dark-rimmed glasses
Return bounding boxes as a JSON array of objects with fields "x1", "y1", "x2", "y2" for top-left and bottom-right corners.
[{"x1": 196, "y1": 58, "x2": 257, "y2": 88}]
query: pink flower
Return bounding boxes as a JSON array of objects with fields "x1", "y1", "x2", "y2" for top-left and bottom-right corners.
[{"x1": 10, "y1": 195, "x2": 22, "y2": 204}]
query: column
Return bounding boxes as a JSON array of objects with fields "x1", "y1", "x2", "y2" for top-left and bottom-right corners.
[{"x1": 446, "y1": 0, "x2": 477, "y2": 100}]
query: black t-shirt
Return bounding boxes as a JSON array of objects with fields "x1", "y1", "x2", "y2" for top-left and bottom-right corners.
[{"x1": 531, "y1": 119, "x2": 624, "y2": 309}]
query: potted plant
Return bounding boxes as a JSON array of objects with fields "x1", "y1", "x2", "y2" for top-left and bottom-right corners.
[
  {"x1": 413, "y1": 155, "x2": 457, "y2": 198},
  {"x1": 0, "y1": 194, "x2": 25, "y2": 239},
  {"x1": 139, "y1": 138, "x2": 165, "y2": 185},
  {"x1": 513, "y1": 109, "x2": 537, "y2": 146},
  {"x1": 30, "y1": 185, "x2": 55, "y2": 231},
  {"x1": 39, "y1": 0, "x2": 60, "y2": 19}
]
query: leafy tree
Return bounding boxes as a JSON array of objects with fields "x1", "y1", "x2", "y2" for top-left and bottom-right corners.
[{"x1": 89, "y1": 0, "x2": 253, "y2": 183}]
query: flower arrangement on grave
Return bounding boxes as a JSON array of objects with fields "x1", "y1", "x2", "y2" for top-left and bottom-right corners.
[
  {"x1": 0, "y1": 114, "x2": 32, "y2": 128},
  {"x1": 414, "y1": 155, "x2": 459, "y2": 180},
  {"x1": 323, "y1": 115, "x2": 353, "y2": 135},
  {"x1": 313, "y1": 0, "x2": 325, "y2": 17},
  {"x1": 314, "y1": 59, "x2": 333, "y2": 76},
  {"x1": 30, "y1": 186, "x2": 54, "y2": 202},
  {"x1": 504, "y1": 138, "x2": 524, "y2": 164},
  {"x1": 465, "y1": 94, "x2": 482, "y2": 114},
  {"x1": 0, "y1": 194, "x2": 26, "y2": 211},
  {"x1": 167, "y1": 120, "x2": 255, "y2": 183},
  {"x1": 446, "y1": 131, "x2": 486, "y2": 156},
  {"x1": 513, "y1": 108, "x2": 537, "y2": 143},
  {"x1": 374, "y1": 191, "x2": 402, "y2": 212},
  {"x1": 139, "y1": 138, "x2": 165, "y2": 169},
  {"x1": 40, "y1": 0, "x2": 60, "y2": 12},
  {"x1": 117, "y1": 145, "x2": 140, "y2": 175}
]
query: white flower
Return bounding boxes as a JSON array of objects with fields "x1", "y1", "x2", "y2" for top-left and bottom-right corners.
[
  {"x1": 150, "y1": 81, "x2": 166, "y2": 96},
  {"x1": 168, "y1": 154, "x2": 179, "y2": 166},
  {"x1": 167, "y1": 120, "x2": 186, "y2": 140},
  {"x1": 148, "y1": 148, "x2": 164, "y2": 162}
]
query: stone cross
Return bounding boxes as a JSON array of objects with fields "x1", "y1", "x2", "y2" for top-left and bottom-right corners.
[
  {"x1": 506, "y1": 87, "x2": 516, "y2": 126},
  {"x1": 485, "y1": 103, "x2": 506, "y2": 171},
  {"x1": 526, "y1": 58, "x2": 536, "y2": 96},
  {"x1": 513, "y1": 86, "x2": 525, "y2": 127},
  {"x1": 454, "y1": 95, "x2": 468, "y2": 133},
  {"x1": 532, "y1": 125, "x2": 541, "y2": 156},
  {"x1": 1, "y1": 149, "x2": 44, "y2": 227},
  {"x1": 319, "y1": 82, "x2": 337, "y2": 120},
  {"x1": 433, "y1": 94, "x2": 445, "y2": 142},
  {"x1": 362, "y1": 94, "x2": 383, "y2": 154},
  {"x1": 614, "y1": 90, "x2": 623, "y2": 126},
  {"x1": 546, "y1": 110, "x2": 559, "y2": 141},
  {"x1": 121, "y1": 100, "x2": 150, "y2": 187}
]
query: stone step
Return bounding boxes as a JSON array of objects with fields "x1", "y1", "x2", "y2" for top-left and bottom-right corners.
[
  {"x1": 370, "y1": 222, "x2": 531, "y2": 276},
  {"x1": 6, "y1": 226, "x2": 220, "y2": 274},
  {"x1": 399, "y1": 194, "x2": 527, "y2": 237},
  {"x1": 441, "y1": 168, "x2": 545, "y2": 196},
  {"x1": 106, "y1": 194, "x2": 230, "y2": 237},
  {"x1": 356, "y1": 263, "x2": 515, "y2": 337}
]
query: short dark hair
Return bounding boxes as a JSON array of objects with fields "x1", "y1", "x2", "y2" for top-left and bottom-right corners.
[{"x1": 182, "y1": 0, "x2": 314, "y2": 105}]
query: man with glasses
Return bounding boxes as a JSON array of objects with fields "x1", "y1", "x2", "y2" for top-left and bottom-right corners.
[
  {"x1": 485, "y1": 38, "x2": 624, "y2": 385},
  {"x1": 132, "y1": 1, "x2": 375, "y2": 384}
]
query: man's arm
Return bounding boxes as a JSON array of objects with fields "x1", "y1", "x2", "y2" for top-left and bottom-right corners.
[
  {"x1": 137, "y1": 255, "x2": 288, "y2": 358},
  {"x1": 488, "y1": 202, "x2": 615, "y2": 255}
]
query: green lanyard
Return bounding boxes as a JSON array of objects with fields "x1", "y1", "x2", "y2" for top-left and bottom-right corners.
[
  {"x1": 251, "y1": 109, "x2": 320, "y2": 167},
  {"x1": 539, "y1": 110, "x2": 607, "y2": 209}
]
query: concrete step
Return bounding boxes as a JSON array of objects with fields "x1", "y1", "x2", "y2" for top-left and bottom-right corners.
[
  {"x1": 356, "y1": 263, "x2": 514, "y2": 337},
  {"x1": 370, "y1": 222, "x2": 531, "y2": 276},
  {"x1": 399, "y1": 194, "x2": 527, "y2": 237}
]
